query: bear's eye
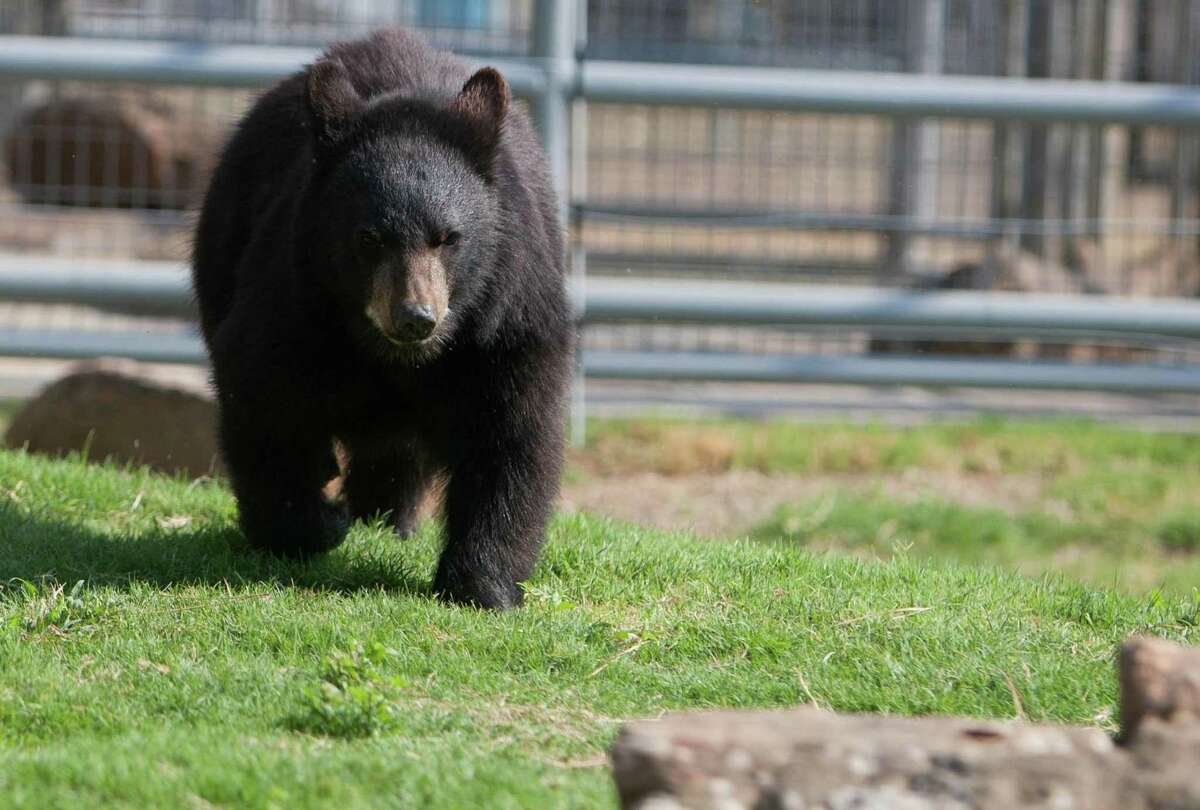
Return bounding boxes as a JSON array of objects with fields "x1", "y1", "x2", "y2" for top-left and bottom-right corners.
[
  {"x1": 355, "y1": 228, "x2": 383, "y2": 250},
  {"x1": 431, "y1": 230, "x2": 461, "y2": 249}
]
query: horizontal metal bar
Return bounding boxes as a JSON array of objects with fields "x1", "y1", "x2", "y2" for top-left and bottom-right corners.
[
  {"x1": 0, "y1": 35, "x2": 319, "y2": 87},
  {"x1": 0, "y1": 256, "x2": 195, "y2": 316},
  {"x1": 582, "y1": 351, "x2": 1200, "y2": 393},
  {"x1": 587, "y1": 254, "x2": 877, "y2": 281},
  {"x1": 579, "y1": 204, "x2": 1200, "y2": 237},
  {"x1": 0, "y1": 328, "x2": 205, "y2": 364},
  {"x1": 0, "y1": 35, "x2": 546, "y2": 97},
  {"x1": 6, "y1": 36, "x2": 1200, "y2": 127},
  {"x1": 578, "y1": 278, "x2": 1200, "y2": 340},
  {"x1": 580, "y1": 204, "x2": 994, "y2": 236},
  {"x1": 582, "y1": 60, "x2": 1200, "y2": 126},
  {"x1": 2, "y1": 325, "x2": 1197, "y2": 394},
  {"x1": 4, "y1": 257, "x2": 1200, "y2": 340}
]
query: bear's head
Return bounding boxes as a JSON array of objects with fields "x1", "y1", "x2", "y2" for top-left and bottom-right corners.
[{"x1": 300, "y1": 57, "x2": 511, "y2": 364}]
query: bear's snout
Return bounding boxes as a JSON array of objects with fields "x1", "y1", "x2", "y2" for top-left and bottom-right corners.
[
  {"x1": 366, "y1": 250, "x2": 449, "y2": 345},
  {"x1": 393, "y1": 301, "x2": 438, "y2": 342}
]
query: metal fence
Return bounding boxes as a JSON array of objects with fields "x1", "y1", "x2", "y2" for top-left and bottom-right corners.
[{"x1": 2, "y1": 0, "x2": 1200, "y2": 410}]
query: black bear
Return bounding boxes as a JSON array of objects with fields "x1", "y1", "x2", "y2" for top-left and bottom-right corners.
[{"x1": 192, "y1": 30, "x2": 572, "y2": 609}]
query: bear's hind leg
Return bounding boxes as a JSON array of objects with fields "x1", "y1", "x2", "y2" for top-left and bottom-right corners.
[{"x1": 342, "y1": 443, "x2": 427, "y2": 538}]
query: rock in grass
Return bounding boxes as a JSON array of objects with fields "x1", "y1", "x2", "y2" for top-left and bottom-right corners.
[
  {"x1": 611, "y1": 637, "x2": 1200, "y2": 810},
  {"x1": 4, "y1": 357, "x2": 220, "y2": 477},
  {"x1": 610, "y1": 709, "x2": 1121, "y2": 810},
  {"x1": 1120, "y1": 636, "x2": 1200, "y2": 743}
]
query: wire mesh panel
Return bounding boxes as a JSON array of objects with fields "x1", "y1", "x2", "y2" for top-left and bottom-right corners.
[
  {"x1": 0, "y1": 0, "x2": 535, "y2": 54},
  {"x1": 584, "y1": 0, "x2": 1137, "y2": 77},
  {"x1": 586, "y1": 0, "x2": 910, "y2": 69},
  {"x1": 581, "y1": 106, "x2": 1200, "y2": 289}
]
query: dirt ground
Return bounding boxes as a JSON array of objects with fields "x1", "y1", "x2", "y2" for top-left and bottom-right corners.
[{"x1": 558, "y1": 468, "x2": 1050, "y2": 538}]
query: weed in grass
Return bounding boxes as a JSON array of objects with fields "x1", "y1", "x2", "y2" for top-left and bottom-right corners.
[
  {"x1": 290, "y1": 641, "x2": 409, "y2": 738},
  {"x1": 1158, "y1": 512, "x2": 1200, "y2": 553},
  {"x1": 1, "y1": 578, "x2": 112, "y2": 637}
]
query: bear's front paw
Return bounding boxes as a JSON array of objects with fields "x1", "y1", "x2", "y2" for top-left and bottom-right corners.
[
  {"x1": 432, "y1": 566, "x2": 523, "y2": 610},
  {"x1": 391, "y1": 513, "x2": 420, "y2": 540}
]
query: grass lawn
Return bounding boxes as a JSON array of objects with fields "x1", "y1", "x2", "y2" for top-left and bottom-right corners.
[
  {"x1": 0, "y1": 399, "x2": 18, "y2": 433},
  {"x1": 0, "y1": 446, "x2": 1198, "y2": 807},
  {"x1": 580, "y1": 417, "x2": 1200, "y2": 596}
]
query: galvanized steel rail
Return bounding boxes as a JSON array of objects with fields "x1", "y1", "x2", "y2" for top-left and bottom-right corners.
[
  {"x1": 4, "y1": 257, "x2": 1200, "y2": 341},
  {"x1": 1, "y1": 329, "x2": 1197, "y2": 393},
  {"x1": 579, "y1": 61, "x2": 1200, "y2": 125},
  {"x1": 0, "y1": 34, "x2": 547, "y2": 97},
  {"x1": 581, "y1": 278, "x2": 1200, "y2": 340},
  {"x1": 582, "y1": 351, "x2": 1200, "y2": 394}
]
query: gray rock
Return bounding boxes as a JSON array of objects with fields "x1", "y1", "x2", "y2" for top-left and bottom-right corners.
[
  {"x1": 4, "y1": 357, "x2": 220, "y2": 477},
  {"x1": 611, "y1": 638, "x2": 1200, "y2": 810},
  {"x1": 611, "y1": 709, "x2": 1123, "y2": 810},
  {"x1": 1120, "y1": 636, "x2": 1200, "y2": 743}
]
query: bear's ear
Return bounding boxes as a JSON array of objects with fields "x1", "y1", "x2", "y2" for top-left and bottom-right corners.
[
  {"x1": 307, "y1": 58, "x2": 365, "y2": 144},
  {"x1": 452, "y1": 68, "x2": 509, "y2": 175}
]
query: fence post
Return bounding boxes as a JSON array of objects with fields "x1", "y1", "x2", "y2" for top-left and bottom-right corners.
[
  {"x1": 886, "y1": 0, "x2": 945, "y2": 282},
  {"x1": 531, "y1": 0, "x2": 586, "y2": 446},
  {"x1": 532, "y1": 0, "x2": 576, "y2": 222},
  {"x1": 1020, "y1": 0, "x2": 1052, "y2": 258}
]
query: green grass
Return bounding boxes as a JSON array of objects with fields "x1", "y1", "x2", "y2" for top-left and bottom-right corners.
[
  {"x1": 752, "y1": 492, "x2": 1200, "y2": 597},
  {"x1": 0, "y1": 448, "x2": 1198, "y2": 807},
  {"x1": 582, "y1": 417, "x2": 1200, "y2": 596},
  {"x1": 0, "y1": 398, "x2": 19, "y2": 435}
]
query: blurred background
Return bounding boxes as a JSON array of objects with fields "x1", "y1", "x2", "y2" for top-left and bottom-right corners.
[{"x1": 1, "y1": 0, "x2": 1199, "y2": 425}]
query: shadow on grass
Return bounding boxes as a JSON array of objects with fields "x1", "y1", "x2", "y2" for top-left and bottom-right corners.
[{"x1": 0, "y1": 501, "x2": 432, "y2": 597}]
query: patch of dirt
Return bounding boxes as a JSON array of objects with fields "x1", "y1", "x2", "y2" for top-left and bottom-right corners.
[{"x1": 559, "y1": 469, "x2": 1051, "y2": 538}]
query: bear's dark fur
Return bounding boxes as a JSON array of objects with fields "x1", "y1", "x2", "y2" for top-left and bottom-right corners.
[{"x1": 192, "y1": 30, "x2": 572, "y2": 609}]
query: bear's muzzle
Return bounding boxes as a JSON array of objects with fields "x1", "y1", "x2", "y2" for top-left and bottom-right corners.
[{"x1": 366, "y1": 249, "x2": 449, "y2": 345}]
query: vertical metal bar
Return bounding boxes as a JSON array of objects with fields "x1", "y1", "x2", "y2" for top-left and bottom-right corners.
[
  {"x1": 1085, "y1": 0, "x2": 1108, "y2": 224},
  {"x1": 41, "y1": 0, "x2": 68, "y2": 35},
  {"x1": 886, "y1": 0, "x2": 945, "y2": 283},
  {"x1": 532, "y1": 0, "x2": 585, "y2": 445},
  {"x1": 531, "y1": 0, "x2": 576, "y2": 224},
  {"x1": 1020, "y1": 0, "x2": 1050, "y2": 257},
  {"x1": 1170, "y1": 0, "x2": 1197, "y2": 296},
  {"x1": 989, "y1": 0, "x2": 1017, "y2": 256},
  {"x1": 1066, "y1": 0, "x2": 1095, "y2": 274},
  {"x1": 884, "y1": 3, "x2": 912, "y2": 281},
  {"x1": 912, "y1": 0, "x2": 945, "y2": 244},
  {"x1": 1097, "y1": 0, "x2": 1134, "y2": 294},
  {"x1": 569, "y1": 245, "x2": 587, "y2": 448},
  {"x1": 568, "y1": 2, "x2": 589, "y2": 449}
]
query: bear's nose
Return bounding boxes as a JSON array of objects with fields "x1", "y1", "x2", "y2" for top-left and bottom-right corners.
[{"x1": 393, "y1": 302, "x2": 437, "y2": 342}]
